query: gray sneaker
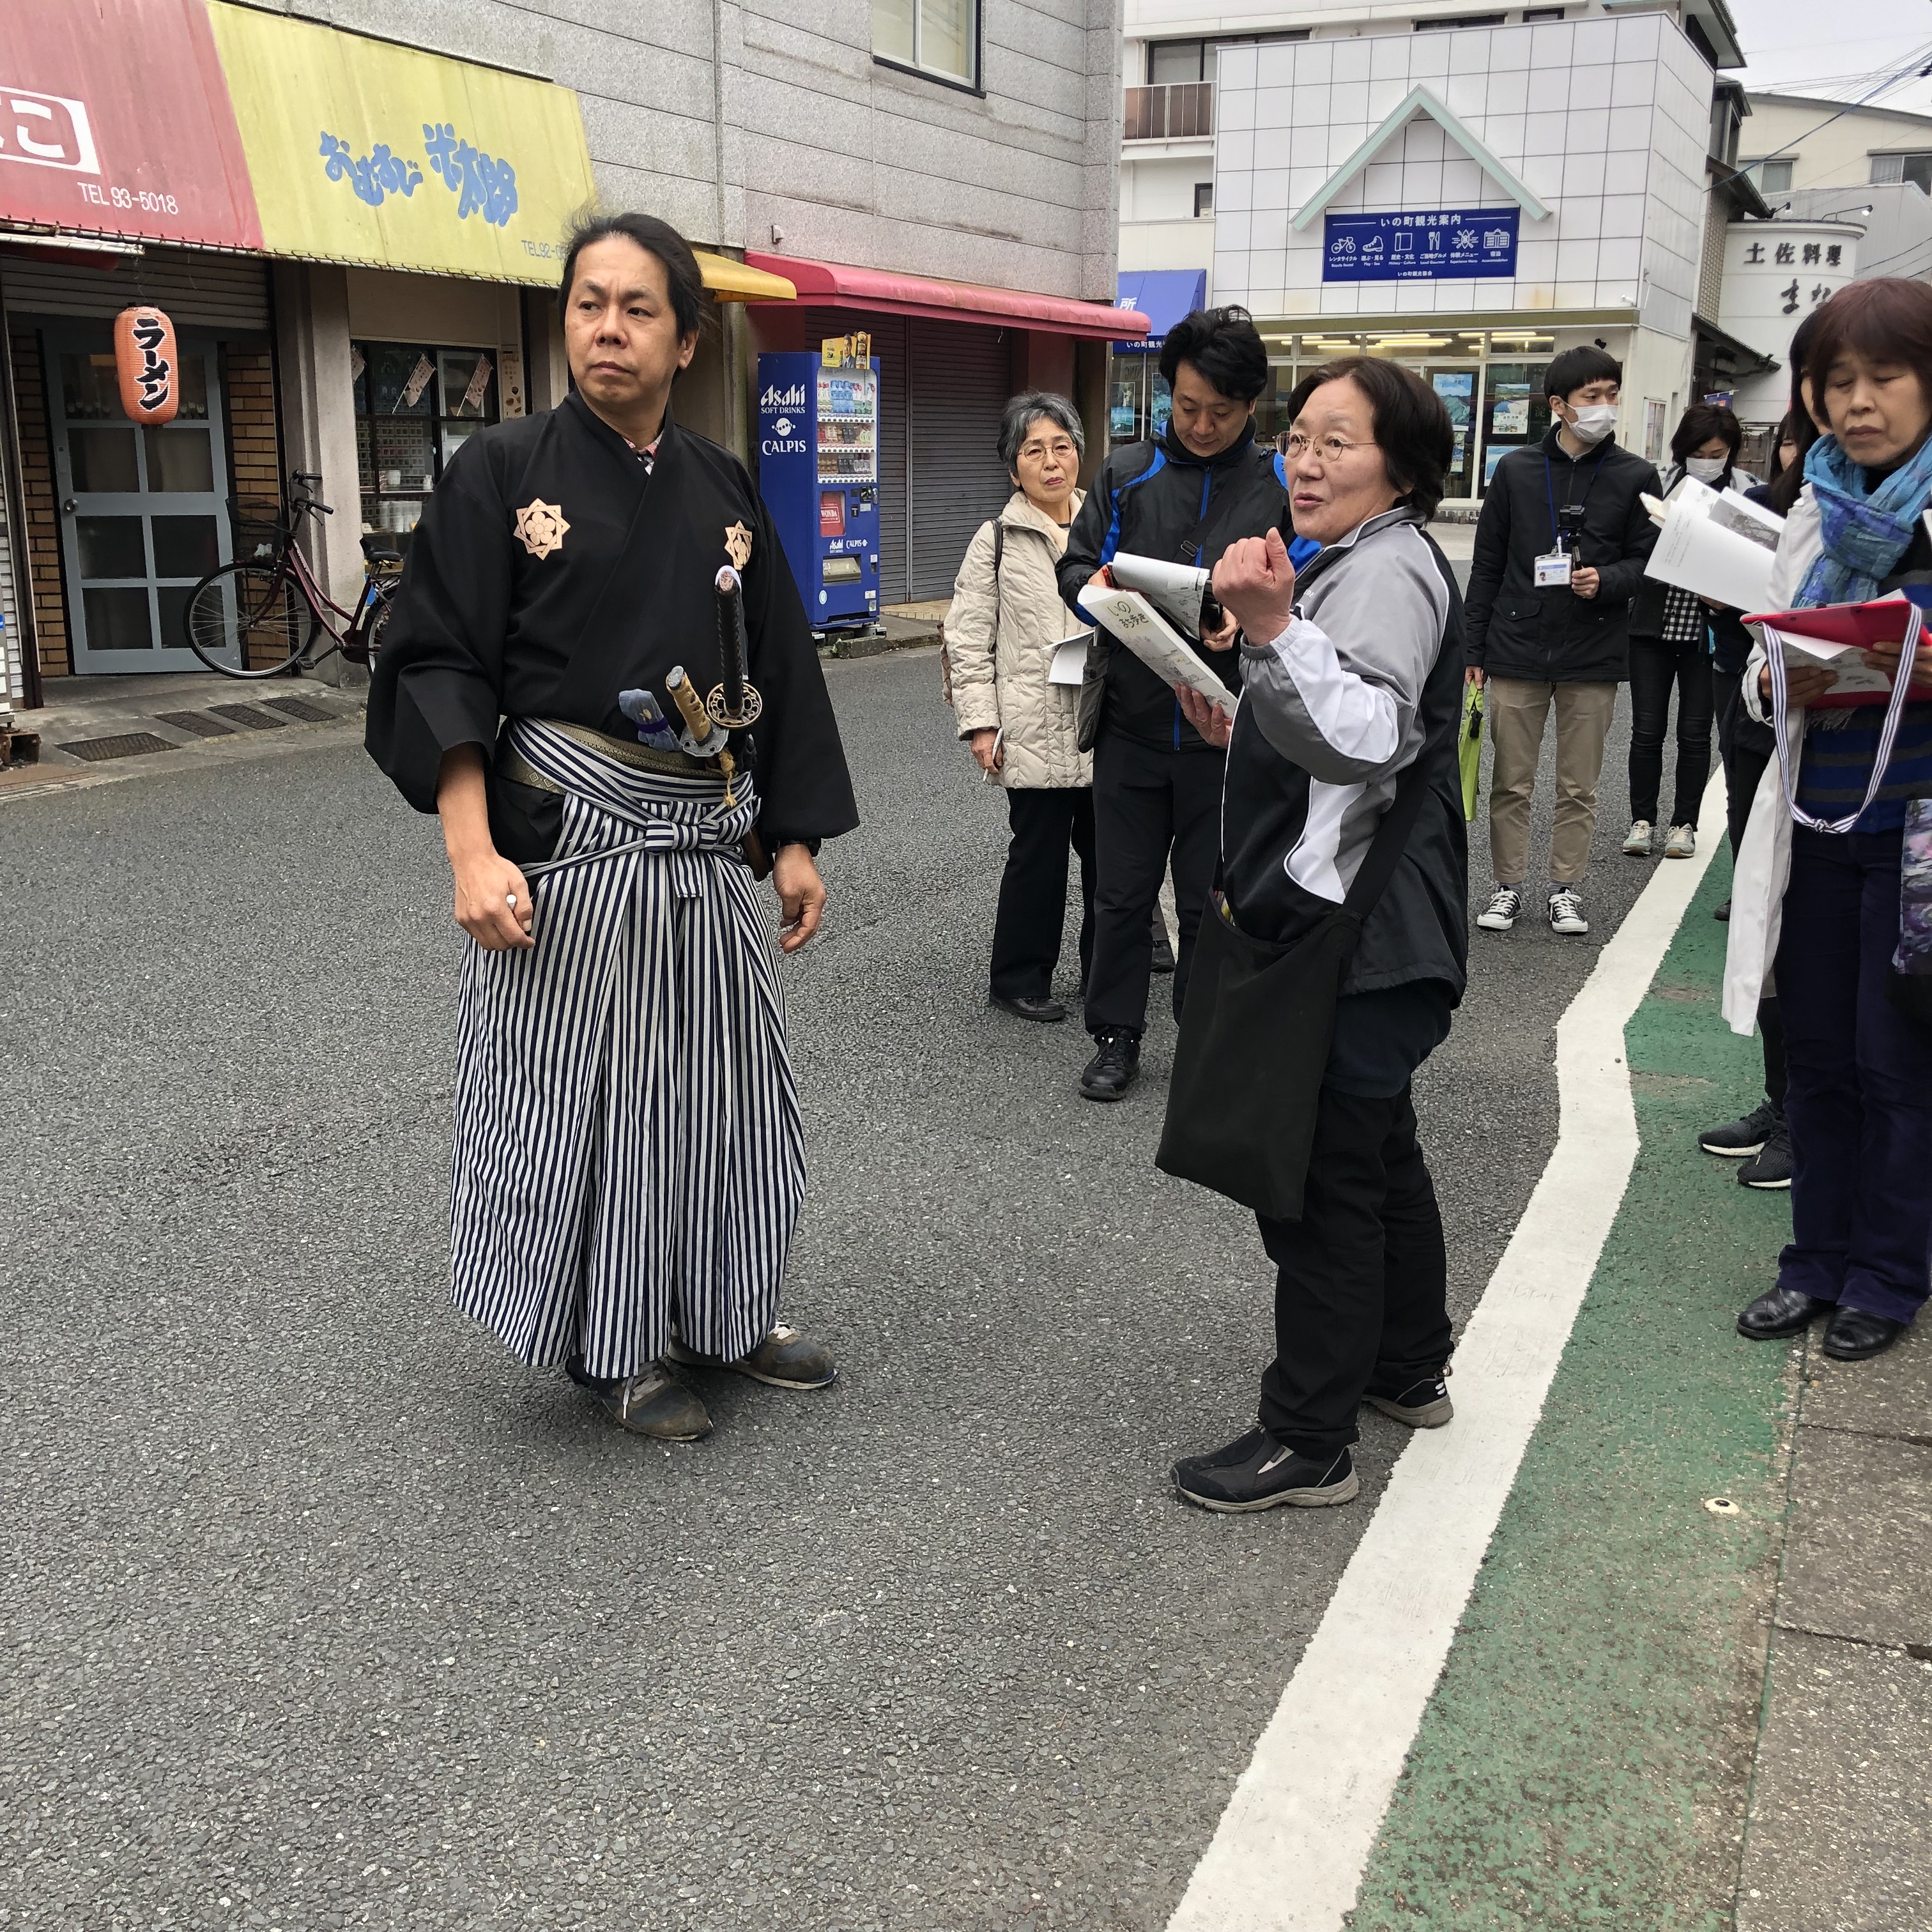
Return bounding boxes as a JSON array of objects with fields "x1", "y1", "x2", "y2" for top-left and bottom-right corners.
[
  {"x1": 668, "y1": 1322, "x2": 838, "y2": 1390},
  {"x1": 569, "y1": 1359, "x2": 712, "y2": 1441}
]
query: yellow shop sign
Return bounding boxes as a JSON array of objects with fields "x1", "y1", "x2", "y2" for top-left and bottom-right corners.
[{"x1": 204, "y1": 1, "x2": 597, "y2": 284}]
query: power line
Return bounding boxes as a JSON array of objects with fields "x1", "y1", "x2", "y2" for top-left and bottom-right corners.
[{"x1": 1753, "y1": 36, "x2": 1932, "y2": 161}]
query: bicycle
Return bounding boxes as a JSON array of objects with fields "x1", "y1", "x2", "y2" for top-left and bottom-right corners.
[{"x1": 183, "y1": 471, "x2": 405, "y2": 680}]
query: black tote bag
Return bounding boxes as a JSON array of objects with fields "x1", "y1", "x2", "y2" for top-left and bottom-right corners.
[{"x1": 1156, "y1": 757, "x2": 1432, "y2": 1223}]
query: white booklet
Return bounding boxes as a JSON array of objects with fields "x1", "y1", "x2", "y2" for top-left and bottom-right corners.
[
  {"x1": 1642, "y1": 477, "x2": 1784, "y2": 613},
  {"x1": 1048, "y1": 634, "x2": 1090, "y2": 686},
  {"x1": 1107, "y1": 551, "x2": 1215, "y2": 639},
  {"x1": 1077, "y1": 583, "x2": 1238, "y2": 716}
]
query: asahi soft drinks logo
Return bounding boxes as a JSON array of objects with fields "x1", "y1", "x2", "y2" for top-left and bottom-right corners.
[{"x1": 760, "y1": 380, "x2": 809, "y2": 457}]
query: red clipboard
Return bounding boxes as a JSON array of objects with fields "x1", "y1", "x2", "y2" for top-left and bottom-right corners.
[{"x1": 1745, "y1": 588, "x2": 1930, "y2": 707}]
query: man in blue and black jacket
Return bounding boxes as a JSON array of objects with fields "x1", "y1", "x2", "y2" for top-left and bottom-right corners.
[{"x1": 1057, "y1": 305, "x2": 1315, "y2": 1101}]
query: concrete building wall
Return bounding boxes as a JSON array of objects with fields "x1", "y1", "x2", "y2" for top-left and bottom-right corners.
[
  {"x1": 1741, "y1": 95, "x2": 1932, "y2": 198},
  {"x1": 297, "y1": 0, "x2": 1122, "y2": 300}
]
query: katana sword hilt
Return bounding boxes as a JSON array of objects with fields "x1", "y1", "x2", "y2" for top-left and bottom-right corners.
[
  {"x1": 666, "y1": 663, "x2": 739, "y2": 806},
  {"x1": 709, "y1": 566, "x2": 764, "y2": 730}
]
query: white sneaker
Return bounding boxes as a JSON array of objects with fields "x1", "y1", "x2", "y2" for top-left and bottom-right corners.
[
  {"x1": 1548, "y1": 888, "x2": 1590, "y2": 935},
  {"x1": 1476, "y1": 885, "x2": 1523, "y2": 931},
  {"x1": 1622, "y1": 820, "x2": 1654, "y2": 856},
  {"x1": 1664, "y1": 824, "x2": 1696, "y2": 858}
]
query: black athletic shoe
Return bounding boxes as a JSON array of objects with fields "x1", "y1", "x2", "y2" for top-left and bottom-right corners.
[
  {"x1": 990, "y1": 992, "x2": 1066, "y2": 1023},
  {"x1": 1713, "y1": 898, "x2": 1731, "y2": 923},
  {"x1": 1080, "y1": 1029, "x2": 1141, "y2": 1101},
  {"x1": 1173, "y1": 1428, "x2": 1359, "y2": 1512},
  {"x1": 1738, "y1": 1120, "x2": 1793, "y2": 1189},
  {"x1": 1699, "y1": 1098, "x2": 1779, "y2": 1158},
  {"x1": 1365, "y1": 1370, "x2": 1453, "y2": 1427}
]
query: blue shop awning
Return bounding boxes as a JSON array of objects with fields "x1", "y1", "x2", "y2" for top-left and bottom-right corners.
[{"x1": 1114, "y1": 269, "x2": 1205, "y2": 351}]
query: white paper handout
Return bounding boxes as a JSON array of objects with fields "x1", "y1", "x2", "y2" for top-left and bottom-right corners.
[
  {"x1": 1643, "y1": 477, "x2": 1784, "y2": 613},
  {"x1": 1107, "y1": 551, "x2": 1215, "y2": 638},
  {"x1": 1048, "y1": 635, "x2": 1089, "y2": 686},
  {"x1": 1774, "y1": 632, "x2": 1892, "y2": 696},
  {"x1": 1077, "y1": 584, "x2": 1238, "y2": 716}
]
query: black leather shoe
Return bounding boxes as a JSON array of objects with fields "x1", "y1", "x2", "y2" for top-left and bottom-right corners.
[
  {"x1": 1150, "y1": 926, "x2": 1177, "y2": 974},
  {"x1": 1736, "y1": 1284, "x2": 1835, "y2": 1340},
  {"x1": 990, "y1": 992, "x2": 1066, "y2": 1023},
  {"x1": 1821, "y1": 1307, "x2": 1908, "y2": 1361},
  {"x1": 1079, "y1": 1029, "x2": 1141, "y2": 1101}
]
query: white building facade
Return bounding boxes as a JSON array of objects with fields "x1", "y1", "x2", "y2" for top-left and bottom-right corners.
[{"x1": 1115, "y1": 1, "x2": 1751, "y2": 502}]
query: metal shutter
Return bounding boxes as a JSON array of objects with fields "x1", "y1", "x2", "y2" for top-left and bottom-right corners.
[
  {"x1": 872, "y1": 314, "x2": 909, "y2": 605},
  {"x1": 0, "y1": 249, "x2": 270, "y2": 332},
  {"x1": 908, "y1": 319, "x2": 1013, "y2": 602}
]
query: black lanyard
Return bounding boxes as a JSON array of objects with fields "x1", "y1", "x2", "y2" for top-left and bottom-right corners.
[{"x1": 1544, "y1": 445, "x2": 1609, "y2": 551}]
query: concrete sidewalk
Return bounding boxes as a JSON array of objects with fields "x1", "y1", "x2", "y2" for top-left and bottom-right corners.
[{"x1": 1346, "y1": 853, "x2": 1931, "y2": 1932}]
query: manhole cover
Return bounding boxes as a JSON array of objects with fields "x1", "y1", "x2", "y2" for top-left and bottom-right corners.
[
  {"x1": 152, "y1": 709, "x2": 235, "y2": 738},
  {"x1": 260, "y1": 695, "x2": 336, "y2": 723},
  {"x1": 59, "y1": 732, "x2": 175, "y2": 763},
  {"x1": 208, "y1": 703, "x2": 289, "y2": 730}
]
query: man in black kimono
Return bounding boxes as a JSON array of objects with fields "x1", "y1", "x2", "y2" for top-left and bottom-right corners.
[{"x1": 367, "y1": 213, "x2": 859, "y2": 1442}]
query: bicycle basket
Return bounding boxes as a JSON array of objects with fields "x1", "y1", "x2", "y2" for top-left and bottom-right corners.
[{"x1": 228, "y1": 497, "x2": 291, "y2": 559}]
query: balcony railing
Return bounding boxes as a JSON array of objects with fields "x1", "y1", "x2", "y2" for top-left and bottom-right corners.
[{"x1": 1123, "y1": 82, "x2": 1214, "y2": 142}]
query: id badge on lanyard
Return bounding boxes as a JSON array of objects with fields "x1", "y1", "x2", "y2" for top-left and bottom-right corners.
[{"x1": 1535, "y1": 548, "x2": 1573, "y2": 588}]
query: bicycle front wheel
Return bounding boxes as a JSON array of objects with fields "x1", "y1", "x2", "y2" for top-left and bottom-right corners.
[{"x1": 183, "y1": 562, "x2": 319, "y2": 678}]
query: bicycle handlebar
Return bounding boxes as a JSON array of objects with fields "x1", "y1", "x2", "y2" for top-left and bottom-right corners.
[{"x1": 288, "y1": 471, "x2": 334, "y2": 517}]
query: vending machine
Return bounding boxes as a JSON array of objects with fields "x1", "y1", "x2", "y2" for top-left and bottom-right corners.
[{"x1": 756, "y1": 344, "x2": 881, "y2": 630}]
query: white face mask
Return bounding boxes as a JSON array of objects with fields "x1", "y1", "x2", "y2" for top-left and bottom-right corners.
[
  {"x1": 1565, "y1": 402, "x2": 1618, "y2": 445},
  {"x1": 1684, "y1": 455, "x2": 1728, "y2": 483}
]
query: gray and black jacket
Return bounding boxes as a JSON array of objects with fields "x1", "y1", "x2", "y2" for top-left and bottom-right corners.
[{"x1": 1222, "y1": 506, "x2": 1468, "y2": 998}]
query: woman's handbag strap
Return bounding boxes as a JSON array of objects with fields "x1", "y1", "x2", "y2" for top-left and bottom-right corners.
[{"x1": 1340, "y1": 744, "x2": 1436, "y2": 923}]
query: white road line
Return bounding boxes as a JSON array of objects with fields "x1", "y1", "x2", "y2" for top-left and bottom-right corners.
[{"x1": 1168, "y1": 769, "x2": 1729, "y2": 1932}]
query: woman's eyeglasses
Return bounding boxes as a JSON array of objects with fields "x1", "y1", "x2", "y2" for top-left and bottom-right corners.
[{"x1": 1280, "y1": 433, "x2": 1379, "y2": 464}]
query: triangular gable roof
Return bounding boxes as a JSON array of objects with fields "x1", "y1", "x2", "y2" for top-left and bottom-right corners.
[{"x1": 1291, "y1": 83, "x2": 1550, "y2": 231}]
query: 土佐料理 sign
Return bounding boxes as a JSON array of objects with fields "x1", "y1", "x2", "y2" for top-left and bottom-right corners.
[{"x1": 1322, "y1": 208, "x2": 1519, "y2": 282}]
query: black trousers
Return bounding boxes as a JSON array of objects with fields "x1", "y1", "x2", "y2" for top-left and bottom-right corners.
[
  {"x1": 988, "y1": 786, "x2": 1095, "y2": 1001},
  {"x1": 1628, "y1": 634, "x2": 1714, "y2": 827},
  {"x1": 1085, "y1": 728, "x2": 1223, "y2": 1036},
  {"x1": 1256, "y1": 1085, "x2": 1452, "y2": 1460}
]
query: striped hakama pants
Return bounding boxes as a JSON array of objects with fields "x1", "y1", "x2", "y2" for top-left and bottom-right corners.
[{"x1": 448, "y1": 717, "x2": 804, "y2": 1377}]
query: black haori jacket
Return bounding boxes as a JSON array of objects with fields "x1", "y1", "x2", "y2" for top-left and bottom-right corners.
[
  {"x1": 367, "y1": 392, "x2": 858, "y2": 861},
  {"x1": 1222, "y1": 507, "x2": 1469, "y2": 999}
]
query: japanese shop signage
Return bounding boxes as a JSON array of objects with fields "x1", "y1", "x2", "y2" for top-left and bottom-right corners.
[{"x1": 1322, "y1": 208, "x2": 1519, "y2": 283}]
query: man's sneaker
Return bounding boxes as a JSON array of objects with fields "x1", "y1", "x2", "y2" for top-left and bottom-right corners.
[
  {"x1": 567, "y1": 1358, "x2": 712, "y2": 1441},
  {"x1": 1476, "y1": 885, "x2": 1522, "y2": 931},
  {"x1": 1664, "y1": 824, "x2": 1697, "y2": 859},
  {"x1": 1547, "y1": 888, "x2": 1590, "y2": 935},
  {"x1": 1713, "y1": 898, "x2": 1731, "y2": 923},
  {"x1": 1365, "y1": 1368, "x2": 1453, "y2": 1428},
  {"x1": 1173, "y1": 1428, "x2": 1358, "y2": 1513},
  {"x1": 1699, "y1": 1098, "x2": 1779, "y2": 1158},
  {"x1": 668, "y1": 1322, "x2": 837, "y2": 1390},
  {"x1": 1080, "y1": 1029, "x2": 1141, "y2": 1101},
  {"x1": 1623, "y1": 819, "x2": 1655, "y2": 856},
  {"x1": 1739, "y1": 1119, "x2": 1793, "y2": 1190}
]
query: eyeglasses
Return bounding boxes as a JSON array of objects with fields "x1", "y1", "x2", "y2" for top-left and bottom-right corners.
[{"x1": 1282, "y1": 433, "x2": 1379, "y2": 464}]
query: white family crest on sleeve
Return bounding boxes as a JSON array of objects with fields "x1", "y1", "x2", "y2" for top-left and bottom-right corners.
[
  {"x1": 724, "y1": 520, "x2": 753, "y2": 571},
  {"x1": 515, "y1": 499, "x2": 571, "y2": 560}
]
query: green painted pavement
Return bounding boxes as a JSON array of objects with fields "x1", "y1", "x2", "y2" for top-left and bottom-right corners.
[{"x1": 1347, "y1": 855, "x2": 1795, "y2": 1930}]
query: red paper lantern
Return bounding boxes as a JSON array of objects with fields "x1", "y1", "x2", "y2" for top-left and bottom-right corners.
[{"x1": 112, "y1": 305, "x2": 180, "y2": 425}]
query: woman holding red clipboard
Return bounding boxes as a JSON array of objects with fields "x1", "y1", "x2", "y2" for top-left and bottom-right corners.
[{"x1": 1726, "y1": 277, "x2": 1932, "y2": 1364}]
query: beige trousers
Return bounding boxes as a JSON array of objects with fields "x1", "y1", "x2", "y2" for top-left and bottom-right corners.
[{"x1": 1485, "y1": 677, "x2": 1619, "y2": 887}]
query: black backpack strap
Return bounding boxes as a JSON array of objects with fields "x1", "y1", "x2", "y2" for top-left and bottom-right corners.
[{"x1": 1340, "y1": 744, "x2": 1435, "y2": 923}]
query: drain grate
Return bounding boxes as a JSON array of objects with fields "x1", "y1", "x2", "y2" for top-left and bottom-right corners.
[
  {"x1": 259, "y1": 694, "x2": 336, "y2": 723},
  {"x1": 59, "y1": 732, "x2": 176, "y2": 763},
  {"x1": 208, "y1": 702, "x2": 289, "y2": 730},
  {"x1": 152, "y1": 709, "x2": 236, "y2": 738}
]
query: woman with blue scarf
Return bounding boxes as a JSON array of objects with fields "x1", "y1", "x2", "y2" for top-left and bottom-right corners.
[{"x1": 1725, "y1": 278, "x2": 1932, "y2": 1364}]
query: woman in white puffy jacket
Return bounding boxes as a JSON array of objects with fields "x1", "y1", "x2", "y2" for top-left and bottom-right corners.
[{"x1": 946, "y1": 392, "x2": 1097, "y2": 1023}]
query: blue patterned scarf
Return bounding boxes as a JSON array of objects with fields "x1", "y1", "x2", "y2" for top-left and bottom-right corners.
[{"x1": 1797, "y1": 431, "x2": 1932, "y2": 608}]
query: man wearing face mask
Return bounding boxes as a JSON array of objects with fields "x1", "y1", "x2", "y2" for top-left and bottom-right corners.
[{"x1": 1464, "y1": 346, "x2": 1661, "y2": 936}]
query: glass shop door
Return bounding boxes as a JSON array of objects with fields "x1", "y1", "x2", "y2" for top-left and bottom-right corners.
[{"x1": 50, "y1": 332, "x2": 232, "y2": 673}]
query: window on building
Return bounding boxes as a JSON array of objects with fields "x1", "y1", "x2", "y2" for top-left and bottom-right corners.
[
  {"x1": 1146, "y1": 30, "x2": 1309, "y2": 82},
  {"x1": 1414, "y1": 13, "x2": 1506, "y2": 29},
  {"x1": 1871, "y1": 151, "x2": 1932, "y2": 194},
  {"x1": 873, "y1": 0, "x2": 978, "y2": 88},
  {"x1": 1744, "y1": 157, "x2": 1794, "y2": 193},
  {"x1": 1521, "y1": 8, "x2": 1565, "y2": 19},
  {"x1": 1194, "y1": 181, "x2": 1214, "y2": 218},
  {"x1": 354, "y1": 341, "x2": 500, "y2": 537}
]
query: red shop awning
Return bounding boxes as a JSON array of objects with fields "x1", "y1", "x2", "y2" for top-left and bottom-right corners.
[
  {"x1": 745, "y1": 252, "x2": 1149, "y2": 340},
  {"x1": 1, "y1": 0, "x2": 261, "y2": 253}
]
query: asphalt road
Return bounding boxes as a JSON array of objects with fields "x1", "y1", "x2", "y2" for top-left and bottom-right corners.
[{"x1": 0, "y1": 645, "x2": 1694, "y2": 1930}]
